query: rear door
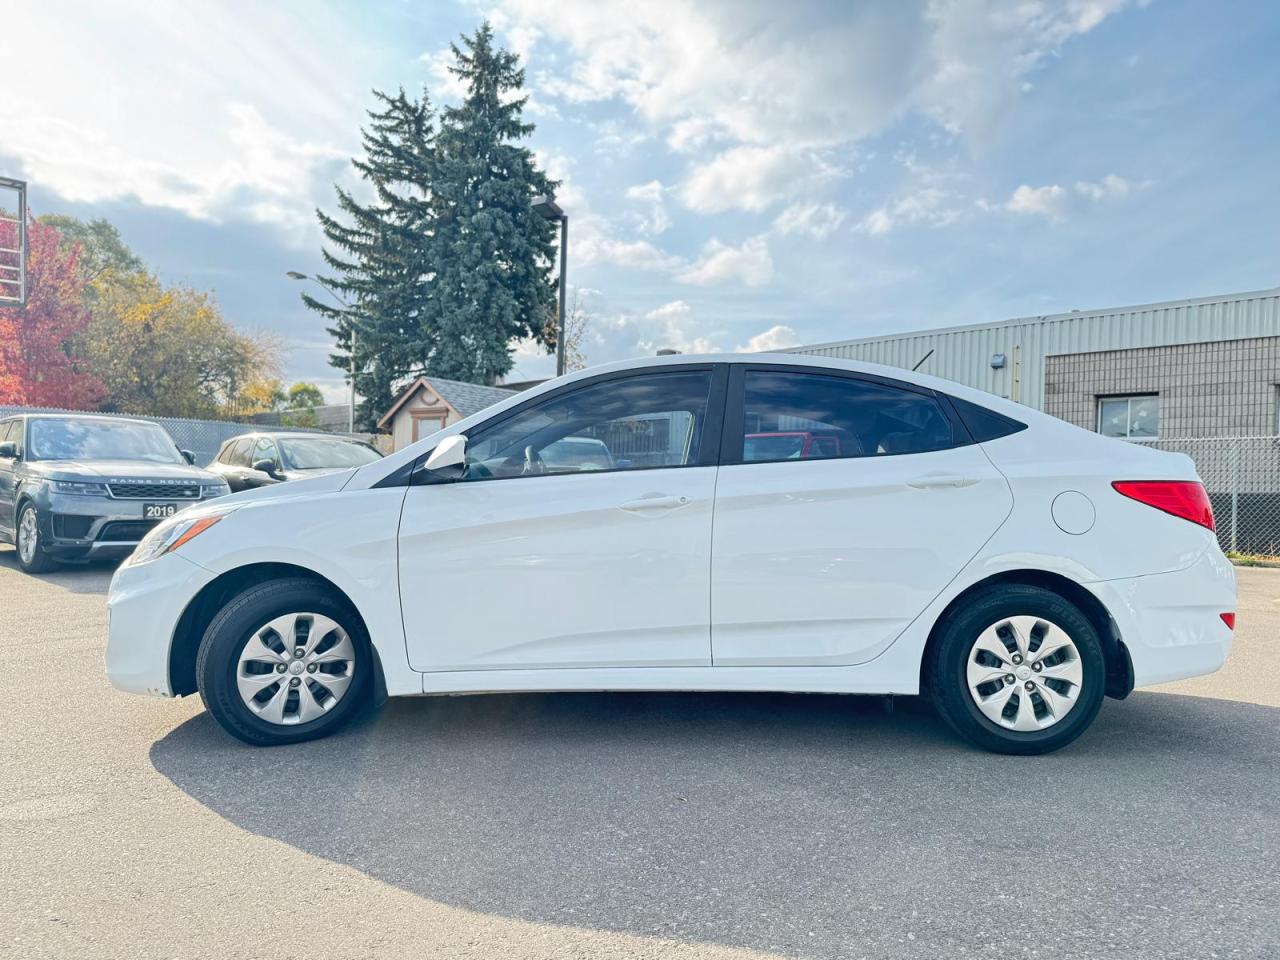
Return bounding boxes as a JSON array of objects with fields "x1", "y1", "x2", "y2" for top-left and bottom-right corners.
[{"x1": 710, "y1": 365, "x2": 1012, "y2": 666}]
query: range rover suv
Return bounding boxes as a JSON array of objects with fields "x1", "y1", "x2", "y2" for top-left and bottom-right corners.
[{"x1": 0, "y1": 414, "x2": 230, "y2": 573}]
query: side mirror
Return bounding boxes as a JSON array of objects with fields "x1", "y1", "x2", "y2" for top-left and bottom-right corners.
[
  {"x1": 423, "y1": 434, "x2": 467, "y2": 479},
  {"x1": 180, "y1": 449, "x2": 196, "y2": 464},
  {"x1": 0, "y1": 441, "x2": 16, "y2": 459},
  {"x1": 252, "y1": 458, "x2": 281, "y2": 478}
]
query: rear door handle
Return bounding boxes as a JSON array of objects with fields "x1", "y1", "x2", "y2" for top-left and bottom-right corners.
[
  {"x1": 907, "y1": 474, "x2": 979, "y2": 489},
  {"x1": 620, "y1": 494, "x2": 689, "y2": 512}
]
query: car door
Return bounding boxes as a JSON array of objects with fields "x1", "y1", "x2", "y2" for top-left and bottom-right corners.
[
  {"x1": 398, "y1": 366, "x2": 726, "y2": 672},
  {"x1": 710, "y1": 365, "x2": 1013, "y2": 666},
  {"x1": 0, "y1": 419, "x2": 18, "y2": 538}
]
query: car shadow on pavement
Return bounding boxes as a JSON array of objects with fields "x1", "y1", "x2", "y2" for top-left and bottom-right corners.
[
  {"x1": 150, "y1": 689, "x2": 1280, "y2": 959},
  {"x1": 0, "y1": 545, "x2": 118, "y2": 594}
]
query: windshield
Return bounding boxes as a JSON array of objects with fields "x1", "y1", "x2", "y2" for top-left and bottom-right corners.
[
  {"x1": 28, "y1": 418, "x2": 184, "y2": 463},
  {"x1": 279, "y1": 438, "x2": 382, "y2": 470}
]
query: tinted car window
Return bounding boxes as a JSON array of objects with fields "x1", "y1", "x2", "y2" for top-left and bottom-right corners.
[
  {"x1": 253, "y1": 437, "x2": 279, "y2": 466},
  {"x1": 462, "y1": 370, "x2": 713, "y2": 480},
  {"x1": 738, "y1": 371, "x2": 956, "y2": 463},
  {"x1": 228, "y1": 439, "x2": 253, "y2": 467}
]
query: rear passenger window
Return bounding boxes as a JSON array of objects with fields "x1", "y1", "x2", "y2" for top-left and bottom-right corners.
[{"x1": 738, "y1": 370, "x2": 957, "y2": 463}]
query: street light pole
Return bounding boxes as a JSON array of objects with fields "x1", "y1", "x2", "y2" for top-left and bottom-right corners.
[
  {"x1": 288, "y1": 271, "x2": 357, "y2": 433},
  {"x1": 532, "y1": 197, "x2": 568, "y2": 377}
]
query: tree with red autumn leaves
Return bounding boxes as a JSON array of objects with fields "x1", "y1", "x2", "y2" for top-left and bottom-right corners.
[{"x1": 0, "y1": 216, "x2": 104, "y2": 407}]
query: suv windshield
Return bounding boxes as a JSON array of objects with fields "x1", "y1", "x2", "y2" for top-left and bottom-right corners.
[
  {"x1": 279, "y1": 438, "x2": 382, "y2": 470},
  {"x1": 28, "y1": 418, "x2": 184, "y2": 463}
]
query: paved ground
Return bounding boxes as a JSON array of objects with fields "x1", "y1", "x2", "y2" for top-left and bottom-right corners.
[{"x1": 1, "y1": 548, "x2": 1277, "y2": 960}]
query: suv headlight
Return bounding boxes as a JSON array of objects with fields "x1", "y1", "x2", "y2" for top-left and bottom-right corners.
[
  {"x1": 52, "y1": 480, "x2": 109, "y2": 496},
  {"x1": 126, "y1": 508, "x2": 234, "y2": 566},
  {"x1": 201, "y1": 482, "x2": 231, "y2": 498}
]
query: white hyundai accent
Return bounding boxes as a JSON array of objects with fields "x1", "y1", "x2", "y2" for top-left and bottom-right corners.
[{"x1": 105, "y1": 354, "x2": 1236, "y2": 754}]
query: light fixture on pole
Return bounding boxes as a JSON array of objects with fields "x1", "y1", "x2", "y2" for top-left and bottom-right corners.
[
  {"x1": 288, "y1": 271, "x2": 357, "y2": 433},
  {"x1": 532, "y1": 196, "x2": 568, "y2": 377}
]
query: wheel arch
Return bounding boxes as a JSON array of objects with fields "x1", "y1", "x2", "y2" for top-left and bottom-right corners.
[
  {"x1": 168, "y1": 561, "x2": 387, "y2": 702},
  {"x1": 921, "y1": 568, "x2": 1134, "y2": 700}
]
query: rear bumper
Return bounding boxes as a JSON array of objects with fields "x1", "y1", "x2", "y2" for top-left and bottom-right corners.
[
  {"x1": 105, "y1": 553, "x2": 215, "y2": 698},
  {"x1": 1087, "y1": 547, "x2": 1237, "y2": 688}
]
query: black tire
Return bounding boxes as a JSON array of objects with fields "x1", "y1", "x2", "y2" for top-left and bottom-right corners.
[
  {"x1": 196, "y1": 577, "x2": 374, "y2": 746},
  {"x1": 926, "y1": 584, "x2": 1106, "y2": 755},
  {"x1": 15, "y1": 502, "x2": 57, "y2": 574}
]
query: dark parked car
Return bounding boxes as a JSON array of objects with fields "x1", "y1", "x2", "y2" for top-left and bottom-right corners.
[
  {"x1": 207, "y1": 432, "x2": 383, "y2": 492},
  {"x1": 0, "y1": 414, "x2": 230, "y2": 573}
]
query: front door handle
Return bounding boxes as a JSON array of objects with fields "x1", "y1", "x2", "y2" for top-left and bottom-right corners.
[
  {"x1": 907, "y1": 474, "x2": 979, "y2": 489},
  {"x1": 620, "y1": 494, "x2": 689, "y2": 512}
]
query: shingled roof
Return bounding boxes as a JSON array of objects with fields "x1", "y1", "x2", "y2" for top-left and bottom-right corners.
[{"x1": 377, "y1": 376, "x2": 517, "y2": 428}]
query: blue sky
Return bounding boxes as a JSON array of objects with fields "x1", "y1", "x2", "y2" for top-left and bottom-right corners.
[{"x1": 6, "y1": 0, "x2": 1278, "y2": 398}]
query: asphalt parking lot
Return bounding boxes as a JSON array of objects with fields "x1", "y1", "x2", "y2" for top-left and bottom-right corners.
[{"x1": 1, "y1": 549, "x2": 1277, "y2": 960}]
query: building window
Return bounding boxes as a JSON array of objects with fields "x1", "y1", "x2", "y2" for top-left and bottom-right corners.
[{"x1": 1097, "y1": 394, "x2": 1159, "y2": 439}]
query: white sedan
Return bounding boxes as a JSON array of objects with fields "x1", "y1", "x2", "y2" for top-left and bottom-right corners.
[{"x1": 105, "y1": 354, "x2": 1236, "y2": 754}]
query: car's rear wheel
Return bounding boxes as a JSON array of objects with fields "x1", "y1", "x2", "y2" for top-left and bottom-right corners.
[
  {"x1": 926, "y1": 584, "x2": 1106, "y2": 755},
  {"x1": 196, "y1": 578, "x2": 373, "y2": 746},
  {"x1": 15, "y1": 502, "x2": 57, "y2": 574}
]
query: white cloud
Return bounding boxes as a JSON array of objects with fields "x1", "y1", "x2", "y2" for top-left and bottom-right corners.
[
  {"x1": 625, "y1": 179, "x2": 672, "y2": 235},
  {"x1": 496, "y1": 0, "x2": 1138, "y2": 202},
  {"x1": 678, "y1": 235, "x2": 774, "y2": 287},
  {"x1": 772, "y1": 202, "x2": 847, "y2": 239},
  {"x1": 1074, "y1": 173, "x2": 1132, "y2": 199},
  {"x1": 857, "y1": 187, "x2": 962, "y2": 235},
  {"x1": 737, "y1": 325, "x2": 799, "y2": 353},
  {"x1": 680, "y1": 145, "x2": 841, "y2": 214},
  {"x1": 637, "y1": 300, "x2": 717, "y2": 354},
  {"x1": 4, "y1": 1, "x2": 372, "y2": 244},
  {"x1": 644, "y1": 300, "x2": 692, "y2": 321},
  {"x1": 1005, "y1": 183, "x2": 1067, "y2": 218}
]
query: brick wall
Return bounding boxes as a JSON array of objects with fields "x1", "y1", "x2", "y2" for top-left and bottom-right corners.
[{"x1": 1043, "y1": 336, "x2": 1280, "y2": 438}]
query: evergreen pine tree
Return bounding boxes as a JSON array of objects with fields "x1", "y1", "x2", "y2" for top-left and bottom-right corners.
[
  {"x1": 426, "y1": 22, "x2": 558, "y2": 384},
  {"x1": 306, "y1": 88, "x2": 436, "y2": 429}
]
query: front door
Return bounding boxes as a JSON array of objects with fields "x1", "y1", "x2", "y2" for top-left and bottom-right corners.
[
  {"x1": 398, "y1": 366, "x2": 725, "y2": 672},
  {"x1": 711, "y1": 366, "x2": 1012, "y2": 666}
]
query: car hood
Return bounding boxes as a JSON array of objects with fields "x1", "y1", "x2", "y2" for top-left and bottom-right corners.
[
  {"x1": 26, "y1": 460, "x2": 221, "y2": 483},
  {"x1": 220, "y1": 468, "x2": 355, "y2": 507}
]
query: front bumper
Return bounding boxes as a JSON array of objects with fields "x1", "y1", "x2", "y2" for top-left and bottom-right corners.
[
  {"x1": 1087, "y1": 546, "x2": 1237, "y2": 688},
  {"x1": 40, "y1": 490, "x2": 220, "y2": 560},
  {"x1": 105, "y1": 552, "x2": 217, "y2": 698}
]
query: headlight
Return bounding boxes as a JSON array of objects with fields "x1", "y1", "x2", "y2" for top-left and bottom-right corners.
[
  {"x1": 52, "y1": 480, "x2": 109, "y2": 496},
  {"x1": 202, "y1": 482, "x2": 231, "y2": 498},
  {"x1": 126, "y1": 509, "x2": 232, "y2": 566}
]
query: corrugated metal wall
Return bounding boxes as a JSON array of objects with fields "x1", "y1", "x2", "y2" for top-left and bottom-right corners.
[{"x1": 786, "y1": 287, "x2": 1280, "y2": 409}]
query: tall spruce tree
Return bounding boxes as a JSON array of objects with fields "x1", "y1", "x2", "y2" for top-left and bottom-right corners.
[
  {"x1": 307, "y1": 88, "x2": 436, "y2": 429},
  {"x1": 425, "y1": 22, "x2": 558, "y2": 383}
]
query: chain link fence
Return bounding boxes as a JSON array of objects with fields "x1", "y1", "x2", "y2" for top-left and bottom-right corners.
[
  {"x1": 0, "y1": 405, "x2": 380, "y2": 467},
  {"x1": 1141, "y1": 436, "x2": 1280, "y2": 558}
]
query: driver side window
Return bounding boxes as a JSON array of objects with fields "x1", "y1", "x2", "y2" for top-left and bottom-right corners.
[{"x1": 462, "y1": 370, "x2": 714, "y2": 481}]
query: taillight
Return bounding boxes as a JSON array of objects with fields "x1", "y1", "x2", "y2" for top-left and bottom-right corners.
[
  {"x1": 1220, "y1": 612, "x2": 1236, "y2": 630},
  {"x1": 1111, "y1": 480, "x2": 1215, "y2": 531}
]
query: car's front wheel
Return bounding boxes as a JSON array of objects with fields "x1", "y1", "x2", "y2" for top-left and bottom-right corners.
[
  {"x1": 15, "y1": 502, "x2": 57, "y2": 574},
  {"x1": 196, "y1": 578, "x2": 373, "y2": 746},
  {"x1": 926, "y1": 584, "x2": 1106, "y2": 755}
]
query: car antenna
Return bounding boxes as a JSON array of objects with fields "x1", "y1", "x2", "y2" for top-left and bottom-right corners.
[{"x1": 911, "y1": 349, "x2": 934, "y2": 372}]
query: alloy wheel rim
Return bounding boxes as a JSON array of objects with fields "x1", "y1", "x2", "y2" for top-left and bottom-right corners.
[
  {"x1": 236, "y1": 612, "x2": 355, "y2": 725},
  {"x1": 17, "y1": 508, "x2": 37, "y2": 564},
  {"x1": 966, "y1": 615, "x2": 1083, "y2": 732}
]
